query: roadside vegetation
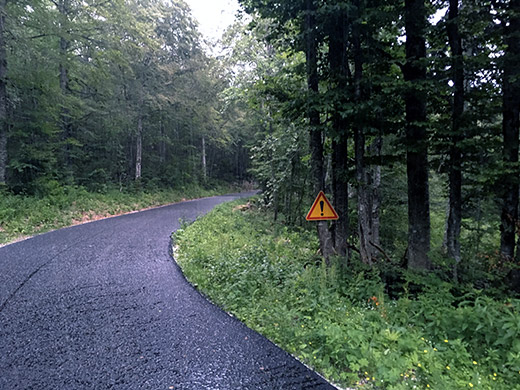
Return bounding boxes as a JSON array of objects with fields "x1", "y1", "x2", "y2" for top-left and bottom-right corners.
[
  {"x1": 2, "y1": 1, "x2": 519, "y2": 387},
  {"x1": 0, "y1": 182, "x2": 237, "y2": 246},
  {"x1": 174, "y1": 198, "x2": 520, "y2": 390}
]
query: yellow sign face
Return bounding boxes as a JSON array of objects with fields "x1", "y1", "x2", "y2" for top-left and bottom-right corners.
[{"x1": 306, "y1": 191, "x2": 339, "y2": 221}]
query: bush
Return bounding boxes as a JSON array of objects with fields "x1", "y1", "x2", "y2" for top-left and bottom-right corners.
[{"x1": 173, "y1": 199, "x2": 520, "y2": 389}]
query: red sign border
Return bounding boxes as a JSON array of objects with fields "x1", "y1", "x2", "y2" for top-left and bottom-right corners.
[{"x1": 306, "y1": 191, "x2": 339, "y2": 221}]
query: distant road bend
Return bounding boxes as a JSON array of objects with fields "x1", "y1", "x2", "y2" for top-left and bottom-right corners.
[{"x1": 0, "y1": 193, "x2": 336, "y2": 390}]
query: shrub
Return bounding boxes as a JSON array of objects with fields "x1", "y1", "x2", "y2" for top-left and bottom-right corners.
[{"x1": 174, "y1": 199, "x2": 520, "y2": 389}]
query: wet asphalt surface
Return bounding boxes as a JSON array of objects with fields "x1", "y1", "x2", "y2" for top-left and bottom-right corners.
[{"x1": 0, "y1": 193, "x2": 336, "y2": 390}]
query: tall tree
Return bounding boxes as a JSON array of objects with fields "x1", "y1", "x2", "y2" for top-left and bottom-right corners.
[
  {"x1": 403, "y1": 0, "x2": 432, "y2": 270},
  {"x1": 57, "y1": 0, "x2": 75, "y2": 181},
  {"x1": 500, "y1": 0, "x2": 520, "y2": 261},
  {"x1": 351, "y1": 0, "x2": 376, "y2": 265},
  {"x1": 446, "y1": 0, "x2": 464, "y2": 279},
  {"x1": 1, "y1": 0, "x2": 242, "y2": 192},
  {"x1": 328, "y1": 2, "x2": 349, "y2": 258},
  {"x1": 0, "y1": 0, "x2": 6, "y2": 186},
  {"x1": 305, "y1": 0, "x2": 335, "y2": 260}
]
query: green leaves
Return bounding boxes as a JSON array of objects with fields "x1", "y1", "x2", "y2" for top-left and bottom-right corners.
[
  {"x1": 3, "y1": 0, "x2": 249, "y2": 192},
  {"x1": 174, "y1": 200, "x2": 520, "y2": 389}
]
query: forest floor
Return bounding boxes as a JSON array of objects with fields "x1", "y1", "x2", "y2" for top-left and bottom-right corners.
[{"x1": 0, "y1": 183, "x2": 242, "y2": 247}]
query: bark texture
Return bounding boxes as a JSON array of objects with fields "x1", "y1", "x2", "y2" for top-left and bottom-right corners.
[
  {"x1": 369, "y1": 136, "x2": 382, "y2": 252},
  {"x1": 404, "y1": 0, "x2": 431, "y2": 270},
  {"x1": 329, "y1": 7, "x2": 349, "y2": 258},
  {"x1": 352, "y1": 0, "x2": 374, "y2": 265}
]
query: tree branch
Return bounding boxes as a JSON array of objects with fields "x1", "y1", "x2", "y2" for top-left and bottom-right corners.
[{"x1": 369, "y1": 241, "x2": 393, "y2": 263}]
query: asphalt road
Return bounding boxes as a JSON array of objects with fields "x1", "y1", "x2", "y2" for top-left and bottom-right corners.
[{"x1": 0, "y1": 193, "x2": 336, "y2": 390}]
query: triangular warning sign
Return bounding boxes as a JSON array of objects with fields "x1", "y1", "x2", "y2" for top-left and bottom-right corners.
[{"x1": 306, "y1": 191, "x2": 339, "y2": 221}]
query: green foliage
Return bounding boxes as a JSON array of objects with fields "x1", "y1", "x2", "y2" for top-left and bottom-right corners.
[
  {"x1": 174, "y1": 200, "x2": 520, "y2": 389},
  {"x1": 220, "y1": 19, "x2": 313, "y2": 223},
  {"x1": 3, "y1": 0, "x2": 251, "y2": 194},
  {"x1": 0, "y1": 183, "x2": 235, "y2": 245}
]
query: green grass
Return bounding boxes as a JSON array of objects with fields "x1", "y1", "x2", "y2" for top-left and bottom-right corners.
[
  {"x1": 0, "y1": 183, "x2": 237, "y2": 246},
  {"x1": 173, "y1": 198, "x2": 520, "y2": 390}
]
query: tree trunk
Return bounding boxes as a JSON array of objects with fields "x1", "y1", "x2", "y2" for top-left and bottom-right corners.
[
  {"x1": 332, "y1": 140, "x2": 349, "y2": 257},
  {"x1": 0, "y1": 0, "x2": 7, "y2": 186},
  {"x1": 500, "y1": 0, "x2": 520, "y2": 261},
  {"x1": 287, "y1": 154, "x2": 296, "y2": 224},
  {"x1": 329, "y1": 6, "x2": 349, "y2": 258},
  {"x1": 58, "y1": 0, "x2": 73, "y2": 181},
  {"x1": 159, "y1": 115, "x2": 166, "y2": 164},
  {"x1": 235, "y1": 142, "x2": 242, "y2": 180},
  {"x1": 404, "y1": 0, "x2": 431, "y2": 270},
  {"x1": 306, "y1": 0, "x2": 335, "y2": 262},
  {"x1": 202, "y1": 135, "x2": 207, "y2": 182},
  {"x1": 356, "y1": 128, "x2": 372, "y2": 265},
  {"x1": 135, "y1": 112, "x2": 142, "y2": 181},
  {"x1": 352, "y1": 0, "x2": 374, "y2": 265},
  {"x1": 369, "y1": 135, "x2": 382, "y2": 255},
  {"x1": 446, "y1": 0, "x2": 464, "y2": 280}
]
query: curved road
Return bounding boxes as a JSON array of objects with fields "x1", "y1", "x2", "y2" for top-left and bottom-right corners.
[{"x1": 0, "y1": 193, "x2": 336, "y2": 390}]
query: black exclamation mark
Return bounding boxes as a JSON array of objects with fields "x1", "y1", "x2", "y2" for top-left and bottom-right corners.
[{"x1": 320, "y1": 200, "x2": 324, "y2": 216}]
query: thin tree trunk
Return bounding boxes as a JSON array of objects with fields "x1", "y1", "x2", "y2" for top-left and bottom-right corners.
[
  {"x1": 355, "y1": 127, "x2": 372, "y2": 264},
  {"x1": 273, "y1": 188, "x2": 279, "y2": 222},
  {"x1": 446, "y1": 0, "x2": 464, "y2": 280},
  {"x1": 404, "y1": 0, "x2": 431, "y2": 270},
  {"x1": 500, "y1": 0, "x2": 520, "y2": 261},
  {"x1": 0, "y1": 0, "x2": 7, "y2": 186},
  {"x1": 159, "y1": 115, "x2": 166, "y2": 164},
  {"x1": 135, "y1": 112, "x2": 142, "y2": 181},
  {"x1": 202, "y1": 135, "x2": 207, "y2": 182},
  {"x1": 369, "y1": 135, "x2": 382, "y2": 254},
  {"x1": 235, "y1": 142, "x2": 241, "y2": 180},
  {"x1": 332, "y1": 139, "x2": 349, "y2": 257},
  {"x1": 329, "y1": 6, "x2": 349, "y2": 258},
  {"x1": 306, "y1": 0, "x2": 334, "y2": 262},
  {"x1": 356, "y1": 130, "x2": 372, "y2": 265},
  {"x1": 352, "y1": 0, "x2": 373, "y2": 265},
  {"x1": 287, "y1": 154, "x2": 296, "y2": 224},
  {"x1": 58, "y1": 0, "x2": 72, "y2": 179},
  {"x1": 297, "y1": 175, "x2": 307, "y2": 226}
]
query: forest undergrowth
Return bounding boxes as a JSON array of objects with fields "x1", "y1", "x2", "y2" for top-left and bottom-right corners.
[{"x1": 173, "y1": 198, "x2": 520, "y2": 390}]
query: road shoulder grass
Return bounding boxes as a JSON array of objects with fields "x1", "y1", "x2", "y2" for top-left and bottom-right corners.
[
  {"x1": 173, "y1": 198, "x2": 520, "y2": 390},
  {"x1": 0, "y1": 183, "x2": 237, "y2": 246}
]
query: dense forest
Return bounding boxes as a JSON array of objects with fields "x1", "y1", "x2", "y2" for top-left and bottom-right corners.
[
  {"x1": 0, "y1": 0, "x2": 252, "y2": 196},
  {"x1": 220, "y1": 0, "x2": 520, "y2": 288},
  {"x1": 172, "y1": 2, "x2": 520, "y2": 387},
  {"x1": 2, "y1": 0, "x2": 520, "y2": 387},
  {"x1": 1, "y1": 0, "x2": 519, "y2": 283}
]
